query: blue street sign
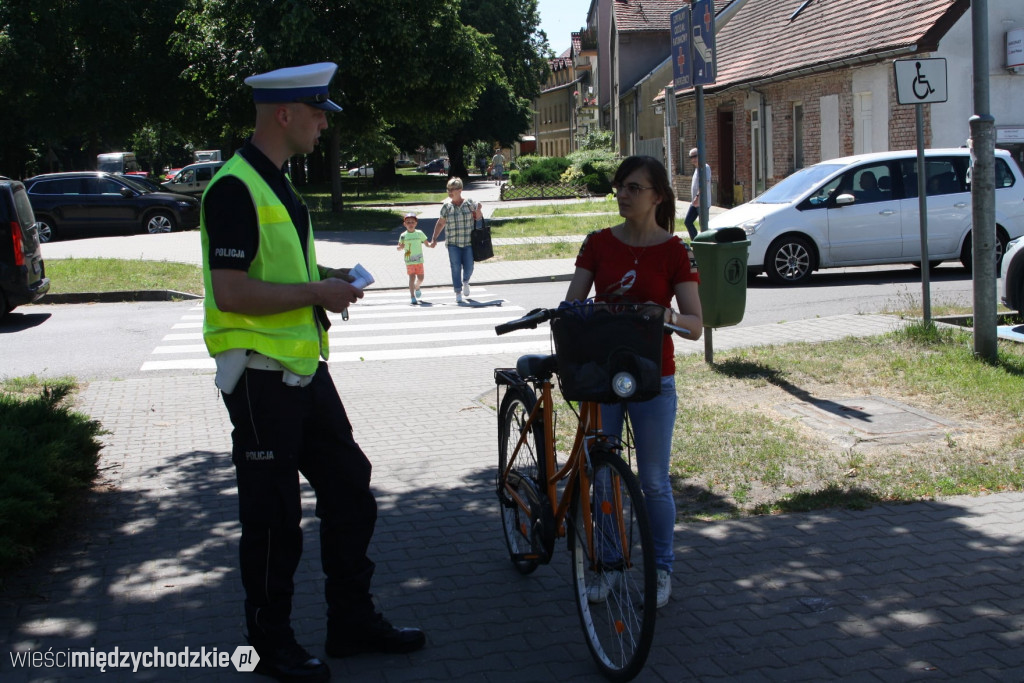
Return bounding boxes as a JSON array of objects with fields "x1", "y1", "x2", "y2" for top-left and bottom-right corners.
[
  {"x1": 671, "y1": 6, "x2": 692, "y2": 90},
  {"x1": 691, "y1": 0, "x2": 717, "y2": 85}
]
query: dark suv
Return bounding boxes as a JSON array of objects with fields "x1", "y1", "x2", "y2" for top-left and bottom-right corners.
[
  {"x1": 0, "y1": 178, "x2": 50, "y2": 316},
  {"x1": 24, "y1": 172, "x2": 200, "y2": 242}
]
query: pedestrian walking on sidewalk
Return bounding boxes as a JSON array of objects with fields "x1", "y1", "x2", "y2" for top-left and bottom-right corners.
[
  {"x1": 429, "y1": 176, "x2": 482, "y2": 303},
  {"x1": 564, "y1": 155, "x2": 703, "y2": 610},
  {"x1": 397, "y1": 211, "x2": 431, "y2": 304},
  {"x1": 684, "y1": 147, "x2": 712, "y2": 240},
  {"x1": 200, "y1": 61, "x2": 424, "y2": 683},
  {"x1": 488, "y1": 148, "x2": 505, "y2": 185}
]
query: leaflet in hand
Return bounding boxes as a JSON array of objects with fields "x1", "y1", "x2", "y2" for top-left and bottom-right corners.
[{"x1": 349, "y1": 263, "x2": 375, "y2": 290}]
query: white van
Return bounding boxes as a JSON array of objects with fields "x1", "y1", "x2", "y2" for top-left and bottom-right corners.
[
  {"x1": 97, "y1": 152, "x2": 141, "y2": 175},
  {"x1": 163, "y1": 160, "x2": 225, "y2": 196},
  {"x1": 194, "y1": 150, "x2": 222, "y2": 162},
  {"x1": 708, "y1": 148, "x2": 1024, "y2": 284}
]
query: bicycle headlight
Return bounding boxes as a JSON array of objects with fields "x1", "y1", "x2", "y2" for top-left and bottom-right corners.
[{"x1": 612, "y1": 371, "x2": 637, "y2": 398}]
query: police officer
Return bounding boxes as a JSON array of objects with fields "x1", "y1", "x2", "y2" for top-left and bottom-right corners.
[{"x1": 201, "y1": 62, "x2": 425, "y2": 683}]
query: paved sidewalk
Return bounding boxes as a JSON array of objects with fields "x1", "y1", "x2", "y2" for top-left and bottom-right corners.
[
  {"x1": 4, "y1": 310, "x2": 1024, "y2": 681},
  {"x1": 7, "y1": 186, "x2": 1024, "y2": 680}
]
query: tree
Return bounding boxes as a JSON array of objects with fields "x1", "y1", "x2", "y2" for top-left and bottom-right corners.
[
  {"x1": 0, "y1": 0, "x2": 200, "y2": 177},
  {"x1": 440, "y1": 0, "x2": 550, "y2": 179},
  {"x1": 173, "y1": 0, "x2": 493, "y2": 208}
]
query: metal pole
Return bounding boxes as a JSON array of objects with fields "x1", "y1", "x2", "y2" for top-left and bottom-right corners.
[
  {"x1": 970, "y1": 0, "x2": 997, "y2": 361},
  {"x1": 696, "y1": 84, "x2": 713, "y2": 363},
  {"x1": 916, "y1": 103, "x2": 931, "y2": 324}
]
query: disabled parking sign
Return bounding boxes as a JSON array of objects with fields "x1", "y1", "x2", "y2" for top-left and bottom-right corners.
[{"x1": 894, "y1": 58, "x2": 947, "y2": 105}]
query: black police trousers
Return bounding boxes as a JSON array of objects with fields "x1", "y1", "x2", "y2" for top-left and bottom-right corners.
[{"x1": 221, "y1": 361, "x2": 378, "y2": 646}]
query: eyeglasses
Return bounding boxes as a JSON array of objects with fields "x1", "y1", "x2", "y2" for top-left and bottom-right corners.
[{"x1": 613, "y1": 182, "x2": 654, "y2": 196}]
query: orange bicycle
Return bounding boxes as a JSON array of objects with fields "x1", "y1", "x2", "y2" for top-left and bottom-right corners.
[{"x1": 493, "y1": 302, "x2": 688, "y2": 681}]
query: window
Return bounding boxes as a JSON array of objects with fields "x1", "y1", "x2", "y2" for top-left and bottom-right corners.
[
  {"x1": 854, "y1": 92, "x2": 873, "y2": 154},
  {"x1": 845, "y1": 163, "x2": 892, "y2": 204},
  {"x1": 93, "y1": 178, "x2": 125, "y2": 195},
  {"x1": 899, "y1": 157, "x2": 968, "y2": 198},
  {"x1": 996, "y1": 158, "x2": 1017, "y2": 188},
  {"x1": 751, "y1": 110, "x2": 764, "y2": 195}
]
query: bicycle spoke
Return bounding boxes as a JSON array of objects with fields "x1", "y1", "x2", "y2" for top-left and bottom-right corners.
[
  {"x1": 498, "y1": 384, "x2": 546, "y2": 574},
  {"x1": 569, "y1": 448, "x2": 655, "y2": 681}
]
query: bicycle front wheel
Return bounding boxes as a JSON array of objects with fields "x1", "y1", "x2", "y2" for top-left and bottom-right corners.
[
  {"x1": 498, "y1": 384, "x2": 547, "y2": 574},
  {"x1": 569, "y1": 447, "x2": 656, "y2": 681}
]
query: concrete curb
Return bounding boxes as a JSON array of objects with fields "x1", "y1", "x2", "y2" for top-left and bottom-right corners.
[{"x1": 40, "y1": 290, "x2": 202, "y2": 304}]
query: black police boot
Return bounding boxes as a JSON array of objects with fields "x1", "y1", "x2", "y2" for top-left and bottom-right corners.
[
  {"x1": 324, "y1": 613, "x2": 425, "y2": 658},
  {"x1": 248, "y1": 635, "x2": 330, "y2": 683}
]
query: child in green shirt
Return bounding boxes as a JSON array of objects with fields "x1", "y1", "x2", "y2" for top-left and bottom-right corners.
[{"x1": 397, "y1": 212, "x2": 432, "y2": 304}]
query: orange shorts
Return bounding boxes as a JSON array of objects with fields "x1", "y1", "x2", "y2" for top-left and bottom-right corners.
[{"x1": 406, "y1": 264, "x2": 424, "y2": 275}]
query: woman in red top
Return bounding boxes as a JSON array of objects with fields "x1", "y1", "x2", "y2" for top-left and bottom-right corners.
[{"x1": 564, "y1": 156, "x2": 702, "y2": 609}]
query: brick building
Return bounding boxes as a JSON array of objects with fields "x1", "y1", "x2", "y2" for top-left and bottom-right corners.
[{"x1": 663, "y1": 0, "x2": 1023, "y2": 207}]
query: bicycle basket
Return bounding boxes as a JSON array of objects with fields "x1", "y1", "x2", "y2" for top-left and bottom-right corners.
[{"x1": 550, "y1": 303, "x2": 664, "y2": 403}]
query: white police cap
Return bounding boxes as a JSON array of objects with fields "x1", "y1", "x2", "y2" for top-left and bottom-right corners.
[{"x1": 244, "y1": 62, "x2": 342, "y2": 112}]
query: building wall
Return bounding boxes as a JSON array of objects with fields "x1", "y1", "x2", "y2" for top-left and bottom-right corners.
[
  {"x1": 932, "y1": 0, "x2": 1024, "y2": 168},
  {"x1": 673, "y1": 62, "x2": 932, "y2": 206},
  {"x1": 612, "y1": 31, "x2": 671, "y2": 153}
]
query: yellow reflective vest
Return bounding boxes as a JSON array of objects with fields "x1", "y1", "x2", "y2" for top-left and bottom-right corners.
[{"x1": 200, "y1": 155, "x2": 328, "y2": 375}]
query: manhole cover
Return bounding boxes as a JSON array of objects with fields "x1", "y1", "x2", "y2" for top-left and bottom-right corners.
[{"x1": 776, "y1": 395, "x2": 957, "y2": 445}]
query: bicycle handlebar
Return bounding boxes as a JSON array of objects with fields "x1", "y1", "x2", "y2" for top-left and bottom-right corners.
[
  {"x1": 494, "y1": 308, "x2": 551, "y2": 336},
  {"x1": 494, "y1": 306, "x2": 690, "y2": 337}
]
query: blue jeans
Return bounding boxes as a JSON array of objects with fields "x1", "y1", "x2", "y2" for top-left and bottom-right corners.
[
  {"x1": 684, "y1": 205, "x2": 699, "y2": 239},
  {"x1": 447, "y1": 244, "x2": 474, "y2": 293},
  {"x1": 600, "y1": 375, "x2": 678, "y2": 573}
]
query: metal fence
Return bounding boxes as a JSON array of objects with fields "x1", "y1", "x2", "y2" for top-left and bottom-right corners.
[{"x1": 499, "y1": 183, "x2": 591, "y2": 201}]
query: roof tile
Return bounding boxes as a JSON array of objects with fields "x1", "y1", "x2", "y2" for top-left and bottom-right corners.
[
  {"x1": 713, "y1": 0, "x2": 965, "y2": 89},
  {"x1": 613, "y1": 0, "x2": 683, "y2": 33}
]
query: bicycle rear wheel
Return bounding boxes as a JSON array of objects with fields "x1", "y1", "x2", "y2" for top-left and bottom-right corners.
[
  {"x1": 498, "y1": 384, "x2": 548, "y2": 574},
  {"x1": 569, "y1": 447, "x2": 656, "y2": 681}
]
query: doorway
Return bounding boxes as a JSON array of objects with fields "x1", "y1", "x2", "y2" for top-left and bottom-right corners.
[{"x1": 717, "y1": 111, "x2": 735, "y2": 207}]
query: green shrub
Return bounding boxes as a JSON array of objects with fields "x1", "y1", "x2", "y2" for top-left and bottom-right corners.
[
  {"x1": 512, "y1": 155, "x2": 572, "y2": 184},
  {"x1": 0, "y1": 382, "x2": 103, "y2": 578},
  {"x1": 566, "y1": 147, "x2": 620, "y2": 194}
]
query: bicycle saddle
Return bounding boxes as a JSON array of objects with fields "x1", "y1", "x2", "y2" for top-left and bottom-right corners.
[{"x1": 516, "y1": 354, "x2": 557, "y2": 380}]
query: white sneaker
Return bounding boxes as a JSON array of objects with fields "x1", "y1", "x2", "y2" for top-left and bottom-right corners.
[
  {"x1": 455, "y1": 291, "x2": 464, "y2": 304},
  {"x1": 586, "y1": 570, "x2": 622, "y2": 604},
  {"x1": 656, "y1": 569, "x2": 671, "y2": 608},
  {"x1": 462, "y1": 281, "x2": 471, "y2": 298}
]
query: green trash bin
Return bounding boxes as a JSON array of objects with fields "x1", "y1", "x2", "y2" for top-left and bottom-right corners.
[{"x1": 691, "y1": 227, "x2": 749, "y2": 328}]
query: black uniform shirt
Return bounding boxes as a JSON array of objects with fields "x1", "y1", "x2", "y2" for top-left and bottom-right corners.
[{"x1": 204, "y1": 141, "x2": 311, "y2": 271}]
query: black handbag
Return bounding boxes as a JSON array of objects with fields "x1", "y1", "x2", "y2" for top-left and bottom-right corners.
[{"x1": 471, "y1": 218, "x2": 494, "y2": 261}]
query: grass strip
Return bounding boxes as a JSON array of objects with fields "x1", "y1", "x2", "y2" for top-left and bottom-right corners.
[{"x1": 45, "y1": 258, "x2": 204, "y2": 295}]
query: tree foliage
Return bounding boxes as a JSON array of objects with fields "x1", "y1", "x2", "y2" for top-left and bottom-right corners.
[
  {"x1": 0, "y1": 0, "x2": 198, "y2": 176},
  {"x1": 441, "y1": 0, "x2": 550, "y2": 179},
  {"x1": 0, "y1": 0, "x2": 550, "y2": 199}
]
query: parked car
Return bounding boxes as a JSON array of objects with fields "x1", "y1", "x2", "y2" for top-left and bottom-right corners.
[
  {"x1": 24, "y1": 172, "x2": 200, "y2": 242},
  {"x1": 161, "y1": 160, "x2": 225, "y2": 196},
  {"x1": 417, "y1": 158, "x2": 448, "y2": 174},
  {"x1": 0, "y1": 178, "x2": 49, "y2": 316},
  {"x1": 707, "y1": 148, "x2": 1024, "y2": 284},
  {"x1": 1001, "y1": 237, "x2": 1024, "y2": 313},
  {"x1": 395, "y1": 159, "x2": 417, "y2": 168},
  {"x1": 347, "y1": 165, "x2": 374, "y2": 177},
  {"x1": 120, "y1": 175, "x2": 168, "y2": 193}
]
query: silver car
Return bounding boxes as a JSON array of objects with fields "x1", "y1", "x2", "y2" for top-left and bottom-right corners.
[{"x1": 708, "y1": 148, "x2": 1024, "y2": 284}]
